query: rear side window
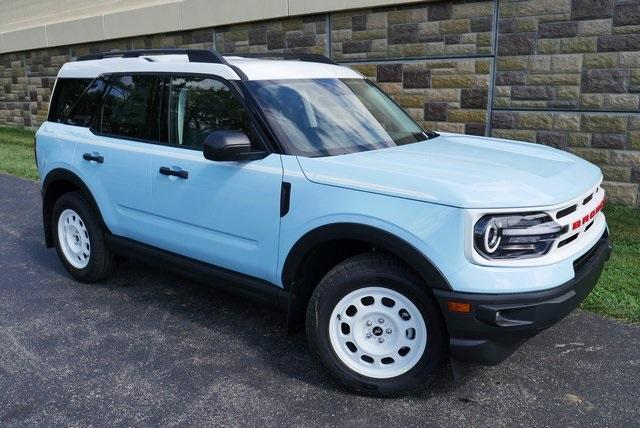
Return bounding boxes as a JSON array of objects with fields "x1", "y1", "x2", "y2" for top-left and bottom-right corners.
[
  {"x1": 100, "y1": 75, "x2": 160, "y2": 141},
  {"x1": 66, "y1": 78, "x2": 107, "y2": 127},
  {"x1": 48, "y1": 78, "x2": 92, "y2": 123},
  {"x1": 162, "y1": 76, "x2": 251, "y2": 148}
]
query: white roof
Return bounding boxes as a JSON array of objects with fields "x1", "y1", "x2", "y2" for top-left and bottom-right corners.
[
  {"x1": 225, "y1": 57, "x2": 361, "y2": 80},
  {"x1": 57, "y1": 54, "x2": 362, "y2": 81}
]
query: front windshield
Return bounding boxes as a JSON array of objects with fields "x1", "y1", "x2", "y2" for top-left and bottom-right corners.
[{"x1": 246, "y1": 78, "x2": 429, "y2": 157}]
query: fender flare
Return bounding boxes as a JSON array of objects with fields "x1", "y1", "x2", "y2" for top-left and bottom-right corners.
[
  {"x1": 41, "y1": 168, "x2": 109, "y2": 247},
  {"x1": 281, "y1": 223, "x2": 452, "y2": 291}
]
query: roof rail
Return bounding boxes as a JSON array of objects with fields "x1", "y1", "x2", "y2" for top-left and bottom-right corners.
[
  {"x1": 227, "y1": 52, "x2": 338, "y2": 65},
  {"x1": 76, "y1": 49, "x2": 339, "y2": 66},
  {"x1": 74, "y1": 49, "x2": 340, "y2": 80},
  {"x1": 76, "y1": 49, "x2": 228, "y2": 64}
]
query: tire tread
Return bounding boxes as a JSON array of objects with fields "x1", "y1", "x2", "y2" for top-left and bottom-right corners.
[
  {"x1": 52, "y1": 191, "x2": 116, "y2": 283},
  {"x1": 306, "y1": 252, "x2": 446, "y2": 397}
]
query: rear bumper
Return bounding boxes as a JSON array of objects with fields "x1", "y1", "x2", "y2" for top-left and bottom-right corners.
[{"x1": 433, "y1": 233, "x2": 612, "y2": 365}]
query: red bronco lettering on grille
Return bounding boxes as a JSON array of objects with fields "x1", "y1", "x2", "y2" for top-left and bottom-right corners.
[{"x1": 571, "y1": 198, "x2": 605, "y2": 230}]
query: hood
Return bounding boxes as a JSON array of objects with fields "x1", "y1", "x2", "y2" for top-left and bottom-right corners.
[{"x1": 296, "y1": 133, "x2": 603, "y2": 209}]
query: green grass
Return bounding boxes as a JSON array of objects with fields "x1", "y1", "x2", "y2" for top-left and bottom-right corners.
[
  {"x1": 0, "y1": 125, "x2": 638, "y2": 321},
  {"x1": 0, "y1": 126, "x2": 38, "y2": 180},
  {"x1": 582, "y1": 204, "x2": 640, "y2": 322}
]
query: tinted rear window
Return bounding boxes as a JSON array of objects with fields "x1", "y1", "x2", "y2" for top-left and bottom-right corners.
[
  {"x1": 48, "y1": 78, "x2": 92, "y2": 123},
  {"x1": 100, "y1": 75, "x2": 160, "y2": 141}
]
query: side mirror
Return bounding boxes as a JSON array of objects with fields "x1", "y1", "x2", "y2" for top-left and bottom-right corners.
[{"x1": 202, "y1": 130, "x2": 267, "y2": 162}]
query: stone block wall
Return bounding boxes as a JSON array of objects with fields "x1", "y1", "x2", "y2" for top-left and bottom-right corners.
[
  {"x1": 215, "y1": 15, "x2": 328, "y2": 54},
  {"x1": 0, "y1": 52, "x2": 32, "y2": 127},
  {"x1": 351, "y1": 58, "x2": 492, "y2": 134},
  {"x1": 330, "y1": 1, "x2": 495, "y2": 60},
  {"x1": 495, "y1": 0, "x2": 640, "y2": 110},
  {"x1": 0, "y1": 0, "x2": 638, "y2": 205}
]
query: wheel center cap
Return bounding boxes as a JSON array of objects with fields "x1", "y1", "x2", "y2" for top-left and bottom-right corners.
[{"x1": 372, "y1": 326, "x2": 383, "y2": 336}]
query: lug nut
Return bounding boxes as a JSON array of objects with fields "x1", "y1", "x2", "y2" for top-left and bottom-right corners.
[
  {"x1": 366, "y1": 320, "x2": 372, "y2": 326},
  {"x1": 378, "y1": 337, "x2": 384, "y2": 343},
  {"x1": 378, "y1": 318, "x2": 384, "y2": 324},
  {"x1": 386, "y1": 328, "x2": 392, "y2": 334}
]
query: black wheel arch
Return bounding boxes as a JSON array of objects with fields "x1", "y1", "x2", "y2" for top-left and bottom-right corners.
[
  {"x1": 41, "y1": 168, "x2": 109, "y2": 248},
  {"x1": 282, "y1": 223, "x2": 452, "y2": 331},
  {"x1": 283, "y1": 223, "x2": 451, "y2": 290}
]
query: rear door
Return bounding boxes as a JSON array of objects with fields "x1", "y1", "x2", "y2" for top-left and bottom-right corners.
[
  {"x1": 148, "y1": 75, "x2": 283, "y2": 283},
  {"x1": 72, "y1": 74, "x2": 159, "y2": 244}
]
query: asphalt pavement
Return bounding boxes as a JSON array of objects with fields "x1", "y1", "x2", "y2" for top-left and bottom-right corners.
[{"x1": 0, "y1": 173, "x2": 638, "y2": 427}]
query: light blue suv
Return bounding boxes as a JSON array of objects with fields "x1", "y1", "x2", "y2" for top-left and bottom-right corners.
[{"x1": 36, "y1": 49, "x2": 611, "y2": 395}]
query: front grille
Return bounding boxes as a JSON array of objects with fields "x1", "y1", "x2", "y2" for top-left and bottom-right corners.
[
  {"x1": 546, "y1": 184, "x2": 605, "y2": 254},
  {"x1": 556, "y1": 205, "x2": 577, "y2": 219},
  {"x1": 558, "y1": 233, "x2": 578, "y2": 248}
]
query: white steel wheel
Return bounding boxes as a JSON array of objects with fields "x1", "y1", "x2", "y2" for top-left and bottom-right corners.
[
  {"x1": 328, "y1": 286, "x2": 427, "y2": 379},
  {"x1": 57, "y1": 208, "x2": 91, "y2": 269}
]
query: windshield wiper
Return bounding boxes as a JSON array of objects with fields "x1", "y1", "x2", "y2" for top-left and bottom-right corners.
[
  {"x1": 411, "y1": 131, "x2": 439, "y2": 141},
  {"x1": 423, "y1": 131, "x2": 440, "y2": 140}
]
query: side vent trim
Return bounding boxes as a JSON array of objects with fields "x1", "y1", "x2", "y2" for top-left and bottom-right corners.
[{"x1": 280, "y1": 182, "x2": 291, "y2": 217}]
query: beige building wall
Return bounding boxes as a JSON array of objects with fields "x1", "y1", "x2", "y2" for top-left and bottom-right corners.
[
  {"x1": 0, "y1": 0, "x2": 174, "y2": 33},
  {"x1": 0, "y1": 0, "x2": 426, "y2": 53}
]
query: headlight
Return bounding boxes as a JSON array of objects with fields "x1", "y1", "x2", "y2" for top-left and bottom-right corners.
[{"x1": 473, "y1": 212, "x2": 566, "y2": 260}]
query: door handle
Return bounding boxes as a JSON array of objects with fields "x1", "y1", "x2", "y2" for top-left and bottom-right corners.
[
  {"x1": 159, "y1": 166, "x2": 188, "y2": 179},
  {"x1": 82, "y1": 153, "x2": 104, "y2": 163}
]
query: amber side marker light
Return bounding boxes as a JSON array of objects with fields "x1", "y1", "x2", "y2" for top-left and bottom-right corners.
[{"x1": 447, "y1": 301, "x2": 471, "y2": 313}]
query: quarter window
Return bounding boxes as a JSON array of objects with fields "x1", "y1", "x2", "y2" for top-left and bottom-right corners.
[
  {"x1": 164, "y1": 76, "x2": 250, "y2": 148},
  {"x1": 48, "y1": 78, "x2": 93, "y2": 123},
  {"x1": 66, "y1": 77, "x2": 107, "y2": 127},
  {"x1": 100, "y1": 75, "x2": 160, "y2": 141}
]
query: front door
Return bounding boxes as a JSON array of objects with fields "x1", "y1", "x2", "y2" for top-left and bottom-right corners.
[{"x1": 148, "y1": 75, "x2": 283, "y2": 283}]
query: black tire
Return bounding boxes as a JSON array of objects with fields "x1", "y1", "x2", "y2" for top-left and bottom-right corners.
[
  {"x1": 306, "y1": 253, "x2": 447, "y2": 396},
  {"x1": 52, "y1": 191, "x2": 116, "y2": 283}
]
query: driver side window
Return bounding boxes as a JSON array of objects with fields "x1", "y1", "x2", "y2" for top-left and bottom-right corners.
[{"x1": 164, "y1": 76, "x2": 251, "y2": 149}]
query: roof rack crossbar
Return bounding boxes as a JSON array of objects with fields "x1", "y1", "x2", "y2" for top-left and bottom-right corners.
[
  {"x1": 76, "y1": 49, "x2": 228, "y2": 64},
  {"x1": 226, "y1": 52, "x2": 338, "y2": 65}
]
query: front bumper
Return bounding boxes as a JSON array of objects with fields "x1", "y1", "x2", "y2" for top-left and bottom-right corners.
[{"x1": 433, "y1": 233, "x2": 612, "y2": 365}]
